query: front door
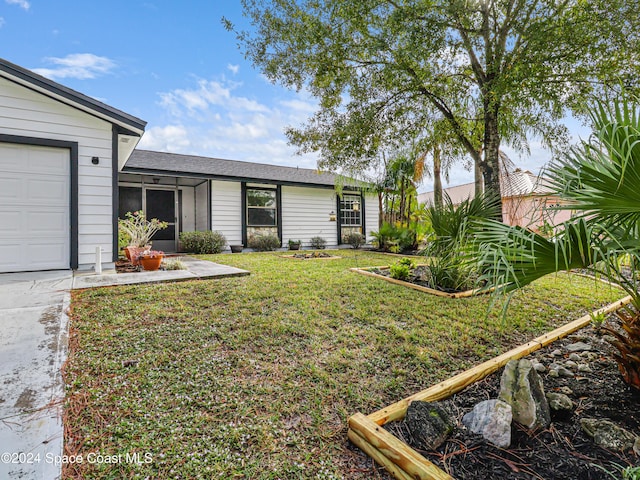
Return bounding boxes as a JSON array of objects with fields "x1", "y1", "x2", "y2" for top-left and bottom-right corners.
[{"x1": 145, "y1": 188, "x2": 176, "y2": 252}]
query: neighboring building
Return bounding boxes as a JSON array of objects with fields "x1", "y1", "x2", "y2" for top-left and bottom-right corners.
[
  {"x1": 418, "y1": 169, "x2": 572, "y2": 232},
  {"x1": 0, "y1": 58, "x2": 378, "y2": 273}
]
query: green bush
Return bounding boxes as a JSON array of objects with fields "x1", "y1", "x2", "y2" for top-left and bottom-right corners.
[
  {"x1": 371, "y1": 223, "x2": 418, "y2": 252},
  {"x1": 179, "y1": 231, "x2": 227, "y2": 254},
  {"x1": 118, "y1": 228, "x2": 131, "y2": 256},
  {"x1": 344, "y1": 232, "x2": 365, "y2": 249},
  {"x1": 248, "y1": 234, "x2": 281, "y2": 251},
  {"x1": 389, "y1": 262, "x2": 411, "y2": 280},
  {"x1": 398, "y1": 257, "x2": 416, "y2": 269},
  {"x1": 309, "y1": 236, "x2": 327, "y2": 249}
]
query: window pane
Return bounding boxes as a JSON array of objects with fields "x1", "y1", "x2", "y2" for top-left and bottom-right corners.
[
  {"x1": 248, "y1": 208, "x2": 276, "y2": 226},
  {"x1": 247, "y1": 189, "x2": 276, "y2": 207},
  {"x1": 119, "y1": 187, "x2": 142, "y2": 219}
]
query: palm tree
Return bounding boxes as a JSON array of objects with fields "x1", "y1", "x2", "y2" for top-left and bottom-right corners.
[{"x1": 475, "y1": 99, "x2": 640, "y2": 390}]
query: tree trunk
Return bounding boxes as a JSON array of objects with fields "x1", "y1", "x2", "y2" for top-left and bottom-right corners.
[
  {"x1": 433, "y1": 144, "x2": 443, "y2": 209},
  {"x1": 482, "y1": 104, "x2": 503, "y2": 221},
  {"x1": 474, "y1": 158, "x2": 483, "y2": 197}
]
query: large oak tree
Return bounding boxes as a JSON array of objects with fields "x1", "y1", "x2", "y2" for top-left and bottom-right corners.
[{"x1": 230, "y1": 0, "x2": 639, "y2": 218}]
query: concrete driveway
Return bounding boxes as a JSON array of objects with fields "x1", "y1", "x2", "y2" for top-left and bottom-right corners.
[{"x1": 0, "y1": 270, "x2": 72, "y2": 480}]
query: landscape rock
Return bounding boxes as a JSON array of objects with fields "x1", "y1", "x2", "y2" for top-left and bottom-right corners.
[
  {"x1": 551, "y1": 349, "x2": 563, "y2": 357},
  {"x1": 533, "y1": 362, "x2": 546, "y2": 373},
  {"x1": 564, "y1": 360, "x2": 578, "y2": 369},
  {"x1": 499, "y1": 359, "x2": 551, "y2": 429},
  {"x1": 546, "y1": 392, "x2": 574, "y2": 412},
  {"x1": 580, "y1": 418, "x2": 638, "y2": 452},
  {"x1": 558, "y1": 386, "x2": 574, "y2": 395},
  {"x1": 548, "y1": 369, "x2": 559, "y2": 378},
  {"x1": 566, "y1": 342, "x2": 593, "y2": 352},
  {"x1": 569, "y1": 353, "x2": 582, "y2": 362},
  {"x1": 462, "y1": 399, "x2": 512, "y2": 448},
  {"x1": 405, "y1": 401, "x2": 455, "y2": 450},
  {"x1": 577, "y1": 364, "x2": 592, "y2": 373},
  {"x1": 549, "y1": 363, "x2": 574, "y2": 377}
]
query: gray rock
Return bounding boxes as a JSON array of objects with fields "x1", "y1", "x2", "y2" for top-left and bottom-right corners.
[
  {"x1": 405, "y1": 401, "x2": 455, "y2": 450},
  {"x1": 533, "y1": 362, "x2": 546, "y2": 373},
  {"x1": 546, "y1": 392, "x2": 574, "y2": 412},
  {"x1": 576, "y1": 376, "x2": 590, "y2": 383},
  {"x1": 559, "y1": 386, "x2": 574, "y2": 395},
  {"x1": 499, "y1": 359, "x2": 551, "y2": 430},
  {"x1": 462, "y1": 399, "x2": 512, "y2": 448},
  {"x1": 557, "y1": 366, "x2": 574, "y2": 377},
  {"x1": 569, "y1": 353, "x2": 582, "y2": 362},
  {"x1": 577, "y1": 364, "x2": 592, "y2": 373},
  {"x1": 548, "y1": 369, "x2": 559, "y2": 378},
  {"x1": 551, "y1": 349, "x2": 563, "y2": 357},
  {"x1": 566, "y1": 342, "x2": 593, "y2": 352},
  {"x1": 580, "y1": 418, "x2": 638, "y2": 452},
  {"x1": 564, "y1": 360, "x2": 578, "y2": 369}
]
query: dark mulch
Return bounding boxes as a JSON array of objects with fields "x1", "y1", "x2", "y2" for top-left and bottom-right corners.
[
  {"x1": 115, "y1": 259, "x2": 138, "y2": 273},
  {"x1": 385, "y1": 326, "x2": 640, "y2": 479},
  {"x1": 371, "y1": 266, "x2": 478, "y2": 294}
]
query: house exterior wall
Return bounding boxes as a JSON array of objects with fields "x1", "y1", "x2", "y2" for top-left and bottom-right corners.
[
  {"x1": 0, "y1": 76, "x2": 114, "y2": 270},
  {"x1": 194, "y1": 182, "x2": 208, "y2": 231},
  {"x1": 503, "y1": 195, "x2": 573, "y2": 232},
  {"x1": 281, "y1": 186, "x2": 338, "y2": 247},
  {"x1": 211, "y1": 180, "x2": 242, "y2": 246},
  {"x1": 364, "y1": 193, "x2": 380, "y2": 243},
  {"x1": 179, "y1": 186, "x2": 195, "y2": 232}
]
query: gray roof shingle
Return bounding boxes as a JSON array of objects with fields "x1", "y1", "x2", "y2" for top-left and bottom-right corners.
[{"x1": 124, "y1": 150, "x2": 346, "y2": 187}]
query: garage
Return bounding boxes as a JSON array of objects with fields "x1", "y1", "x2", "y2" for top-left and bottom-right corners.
[{"x1": 0, "y1": 142, "x2": 71, "y2": 272}]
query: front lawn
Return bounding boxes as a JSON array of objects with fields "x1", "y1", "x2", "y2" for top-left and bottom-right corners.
[{"x1": 65, "y1": 251, "x2": 623, "y2": 479}]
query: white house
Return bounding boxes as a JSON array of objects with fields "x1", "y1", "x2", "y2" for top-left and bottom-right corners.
[{"x1": 0, "y1": 58, "x2": 378, "y2": 273}]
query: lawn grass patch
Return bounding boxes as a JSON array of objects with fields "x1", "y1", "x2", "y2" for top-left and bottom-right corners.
[{"x1": 64, "y1": 250, "x2": 623, "y2": 479}]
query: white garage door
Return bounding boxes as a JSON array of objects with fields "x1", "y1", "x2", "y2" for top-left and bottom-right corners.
[{"x1": 0, "y1": 143, "x2": 70, "y2": 272}]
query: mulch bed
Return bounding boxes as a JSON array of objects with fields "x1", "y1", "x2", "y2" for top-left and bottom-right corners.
[
  {"x1": 285, "y1": 252, "x2": 341, "y2": 259},
  {"x1": 385, "y1": 325, "x2": 640, "y2": 479},
  {"x1": 115, "y1": 259, "x2": 138, "y2": 273},
  {"x1": 371, "y1": 265, "x2": 483, "y2": 294}
]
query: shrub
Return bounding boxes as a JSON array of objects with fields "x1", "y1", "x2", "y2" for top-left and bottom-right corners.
[
  {"x1": 398, "y1": 257, "x2": 416, "y2": 269},
  {"x1": 179, "y1": 231, "x2": 227, "y2": 254},
  {"x1": 248, "y1": 234, "x2": 281, "y2": 251},
  {"x1": 163, "y1": 257, "x2": 187, "y2": 270},
  {"x1": 118, "y1": 228, "x2": 131, "y2": 256},
  {"x1": 344, "y1": 232, "x2": 365, "y2": 249},
  {"x1": 371, "y1": 222, "x2": 418, "y2": 252},
  {"x1": 119, "y1": 210, "x2": 168, "y2": 247},
  {"x1": 389, "y1": 262, "x2": 410, "y2": 280},
  {"x1": 310, "y1": 236, "x2": 327, "y2": 249}
]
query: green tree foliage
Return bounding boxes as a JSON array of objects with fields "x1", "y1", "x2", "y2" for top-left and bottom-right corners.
[
  {"x1": 476, "y1": 99, "x2": 640, "y2": 390},
  {"x1": 229, "y1": 0, "x2": 639, "y2": 219}
]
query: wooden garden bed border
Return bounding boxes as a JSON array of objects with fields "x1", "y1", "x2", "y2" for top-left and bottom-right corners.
[
  {"x1": 350, "y1": 266, "x2": 488, "y2": 298},
  {"x1": 348, "y1": 295, "x2": 633, "y2": 480},
  {"x1": 280, "y1": 254, "x2": 342, "y2": 260}
]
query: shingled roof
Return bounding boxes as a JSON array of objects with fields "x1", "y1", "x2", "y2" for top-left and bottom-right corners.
[{"x1": 124, "y1": 150, "x2": 348, "y2": 187}]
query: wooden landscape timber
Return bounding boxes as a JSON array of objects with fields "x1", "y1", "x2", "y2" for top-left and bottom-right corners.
[
  {"x1": 350, "y1": 267, "x2": 489, "y2": 298},
  {"x1": 348, "y1": 295, "x2": 633, "y2": 480}
]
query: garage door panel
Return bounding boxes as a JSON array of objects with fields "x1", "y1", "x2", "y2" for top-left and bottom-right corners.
[
  {"x1": 0, "y1": 143, "x2": 70, "y2": 272},
  {"x1": 27, "y1": 178, "x2": 68, "y2": 203}
]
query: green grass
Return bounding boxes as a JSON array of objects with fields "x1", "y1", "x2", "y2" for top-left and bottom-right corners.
[{"x1": 65, "y1": 250, "x2": 623, "y2": 479}]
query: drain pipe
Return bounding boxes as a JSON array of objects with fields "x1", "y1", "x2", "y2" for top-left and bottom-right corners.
[{"x1": 95, "y1": 246, "x2": 102, "y2": 274}]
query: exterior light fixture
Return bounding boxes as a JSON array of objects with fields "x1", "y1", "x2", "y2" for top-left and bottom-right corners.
[
  {"x1": 153, "y1": 177, "x2": 160, "y2": 184},
  {"x1": 353, "y1": 201, "x2": 360, "y2": 212},
  {"x1": 329, "y1": 211, "x2": 336, "y2": 221},
  {"x1": 91, "y1": 156, "x2": 99, "y2": 165}
]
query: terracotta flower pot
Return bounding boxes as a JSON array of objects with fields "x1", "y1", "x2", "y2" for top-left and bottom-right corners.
[
  {"x1": 140, "y1": 254, "x2": 163, "y2": 271},
  {"x1": 125, "y1": 246, "x2": 150, "y2": 266}
]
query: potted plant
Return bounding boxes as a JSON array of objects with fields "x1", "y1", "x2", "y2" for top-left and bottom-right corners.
[
  {"x1": 119, "y1": 211, "x2": 168, "y2": 266},
  {"x1": 288, "y1": 239, "x2": 302, "y2": 251},
  {"x1": 138, "y1": 250, "x2": 164, "y2": 271},
  {"x1": 230, "y1": 245, "x2": 244, "y2": 253}
]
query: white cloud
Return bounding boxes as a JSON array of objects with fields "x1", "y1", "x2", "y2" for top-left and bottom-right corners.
[
  {"x1": 6, "y1": 0, "x2": 29, "y2": 10},
  {"x1": 227, "y1": 64, "x2": 239, "y2": 75},
  {"x1": 0, "y1": 17, "x2": 5, "y2": 28},
  {"x1": 142, "y1": 75, "x2": 320, "y2": 168},
  {"x1": 32, "y1": 53, "x2": 116, "y2": 80},
  {"x1": 137, "y1": 125, "x2": 191, "y2": 152}
]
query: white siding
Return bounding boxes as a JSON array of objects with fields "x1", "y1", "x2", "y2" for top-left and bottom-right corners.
[
  {"x1": 211, "y1": 180, "x2": 242, "y2": 246},
  {"x1": 194, "y1": 182, "x2": 208, "y2": 231},
  {"x1": 364, "y1": 193, "x2": 380, "y2": 243},
  {"x1": 281, "y1": 186, "x2": 338, "y2": 247},
  {"x1": 0, "y1": 76, "x2": 114, "y2": 270},
  {"x1": 179, "y1": 186, "x2": 195, "y2": 232}
]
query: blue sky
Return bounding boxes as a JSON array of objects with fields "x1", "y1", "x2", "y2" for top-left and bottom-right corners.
[{"x1": 1, "y1": 0, "x2": 590, "y2": 192}]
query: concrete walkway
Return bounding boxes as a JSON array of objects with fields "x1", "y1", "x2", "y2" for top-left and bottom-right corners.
[
  {"x1": 0, "y1": 258, "x2": 248, "y2": 479},
  {"x1": 0, "y1": 270, "x2": 72, "y2": 480}
]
